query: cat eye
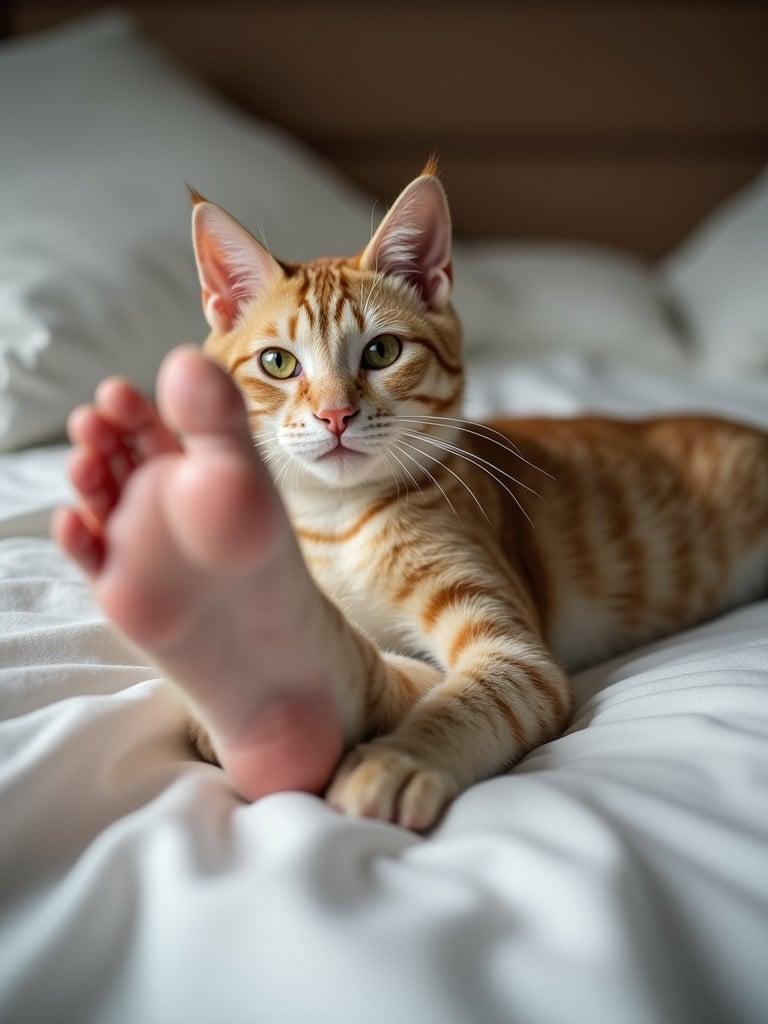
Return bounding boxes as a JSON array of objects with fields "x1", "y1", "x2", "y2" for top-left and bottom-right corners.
[
  {"x1": 362, "y1": 334, "x2": 402, "y2": 370},
  {"x1": 260, "y1": 348, "x2": 300, "y2": 379}
]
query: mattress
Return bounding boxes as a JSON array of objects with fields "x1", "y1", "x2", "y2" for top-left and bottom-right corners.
[{"x1": 1, "y1": 355, "x2": 767, "y2": 1024}]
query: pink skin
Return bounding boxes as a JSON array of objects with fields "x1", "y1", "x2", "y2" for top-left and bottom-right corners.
[{"x1": 52, "y1": 346, "x2": 347, "y2": 801}]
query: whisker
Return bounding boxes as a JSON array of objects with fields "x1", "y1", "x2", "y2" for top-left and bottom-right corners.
[
  {"x1": 282, "y1": 444, "x2": 325, "y2": 455},
  {"x1": 385, "y1": 444, "x2": 420, "y2": 490},
  {"x1": 253, "y1": 438, "x2": 277, "y2": 450},
  {"x1": 271, "y1": 462, "x2": 289, "y2": 490},
  {"x1": 400, "y1": 431, "x2": 535, "y2": 528},
  {"x1": 379, "y1": 446, "x2": 404, "y2": 503},
  {"x1": 272, "y1": 451, "x2": 294, "y2": 490},
  {"x1": 279, "y1": 454, "x2": 301, "y2": 498},
  {"x1": 392, "y1": 440, "x2": 460, "y2": 521},
  {"x1": 361, "y1": 269, "x2": 385, "y2": 323},
  {"x1": 396, "y1": 414, "x2": 554, "y2": 480},
  {"x1": 353, "y1": 430, "x2": 396, "y2": 441},
  {"x1": 400, "y1": 430, "x2": 543, "y2": 501},
  {"x1": 253, "y1": 440, "x2": 280, "y2": 462},
  {"x1": 251, "y1": 216, "x2": 273, "y2": 256},
  {"x1": 383, "y1": 442, "x2": 423, "y2": 502},
  {"x1": 394, "y1": 439, "x2": 491, "y2": 524},
  {"x1": 397, "y1": 416, "x2": 530, "y2": 472}
]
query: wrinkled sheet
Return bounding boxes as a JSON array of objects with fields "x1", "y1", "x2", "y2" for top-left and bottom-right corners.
[{"x1": 1, "y1": 357, "x2": 767, "y2": 1024}]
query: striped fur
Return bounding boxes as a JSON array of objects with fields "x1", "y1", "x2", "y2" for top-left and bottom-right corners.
[{"x1": 194, "y1": 167, "x2": 768, "y2": 829}]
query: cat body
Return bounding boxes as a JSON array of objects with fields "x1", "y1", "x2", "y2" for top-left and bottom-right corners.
[
  {"x1": 288, "y1": 414, "x2": 768, "y2": 675},
  {"x1": 190, "y1": 166, "x2": 768, "y2": 827}
]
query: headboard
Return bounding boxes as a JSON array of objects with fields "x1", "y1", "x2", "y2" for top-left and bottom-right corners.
[{"x1": 7, "y1": 1, "x2": 768, "y2": 257}]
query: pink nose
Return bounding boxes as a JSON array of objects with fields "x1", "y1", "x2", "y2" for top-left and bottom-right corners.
[{"x1": 314, "y1": 406, "x2": 358, "y2": 437}]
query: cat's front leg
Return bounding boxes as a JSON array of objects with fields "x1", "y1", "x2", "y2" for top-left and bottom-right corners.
[{"x1": 327, "y1": 631, "x2": 570, "y2": 831}]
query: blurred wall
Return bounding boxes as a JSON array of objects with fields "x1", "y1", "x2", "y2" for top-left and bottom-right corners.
[{"x1": 6, "y1": 0, "x2": 768, "y2": 256}]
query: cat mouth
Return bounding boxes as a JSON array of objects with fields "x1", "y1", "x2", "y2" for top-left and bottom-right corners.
[{"x1": 318, "y1": 443, "x2": 366, "y2": 463}]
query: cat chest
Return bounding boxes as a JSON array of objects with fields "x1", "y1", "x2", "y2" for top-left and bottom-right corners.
[{"x1": 299, "y1": 537, "x2": 406, "y2": 650}]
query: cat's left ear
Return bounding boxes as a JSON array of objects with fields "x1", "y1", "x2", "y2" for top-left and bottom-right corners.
[{"x1": 360, "y1": 168, "x2": 453, "y2": 311}]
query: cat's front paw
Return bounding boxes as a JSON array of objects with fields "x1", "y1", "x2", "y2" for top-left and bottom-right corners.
[{"x1": 326, "y1": 740, "x2": 459, "y2": 832}]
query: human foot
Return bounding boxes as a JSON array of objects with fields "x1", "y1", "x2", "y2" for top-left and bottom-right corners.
[{"x1": 53, "y1": 347, "x2": 352, "y2": 800}]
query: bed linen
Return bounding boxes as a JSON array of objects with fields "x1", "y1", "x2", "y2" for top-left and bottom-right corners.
[{"x1": 0, "y1": 356, "x2": 766, "y2": 1024}]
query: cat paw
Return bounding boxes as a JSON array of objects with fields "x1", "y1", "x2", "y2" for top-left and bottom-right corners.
[{"x1": 326, "y1": 741, "x2": 458, "y2": 832}]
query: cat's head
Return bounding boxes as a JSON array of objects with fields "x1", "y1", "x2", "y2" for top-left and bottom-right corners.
[{"x1": 191, "y1": 163, "x2": 463, "y2": 492}]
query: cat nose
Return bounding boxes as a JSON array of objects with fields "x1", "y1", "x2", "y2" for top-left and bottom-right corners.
[{"x1": 314, "y1": 406, "x2": 359, "y2": 437}]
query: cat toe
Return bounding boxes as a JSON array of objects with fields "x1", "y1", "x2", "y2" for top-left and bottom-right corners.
[
  {"x1": 326, "y1": 742, "x2": 457, "y2": 832},
  {"x1": 396, "y1": 768, "x2": 455, "y2": 832}
]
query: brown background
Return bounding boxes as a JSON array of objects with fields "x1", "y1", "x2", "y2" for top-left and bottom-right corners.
[{"x1": 5, "y1": 1, "x2": 768, "y2": 257}]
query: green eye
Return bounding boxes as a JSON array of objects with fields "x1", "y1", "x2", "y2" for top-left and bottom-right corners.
[
  {"x1": 362, "y1": 334, "x2": 402, "y2": 370},
  {"x1": 260, "y1": 348, "x2": 300, "y2": 379}
]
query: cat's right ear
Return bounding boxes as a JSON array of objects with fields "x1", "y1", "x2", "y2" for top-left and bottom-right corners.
[{"x1": 189, "y1": 191, "x2": 284, "y2": 333}]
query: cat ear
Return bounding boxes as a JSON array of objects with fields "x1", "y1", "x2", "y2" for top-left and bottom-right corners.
[
  {"x1": 360, "y1": 167, "x2": 453, "y2": 311},
  {"x1": 190, "y1": 190, "x2": 284, "y2": 332}
]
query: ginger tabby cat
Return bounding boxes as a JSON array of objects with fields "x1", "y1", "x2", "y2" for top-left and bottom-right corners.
[
  {"x1": 191, "y1": 162, "x2": 768, "y2": 827},
  {"x1": 58, "y1": 162, "x2": 768, "y2": 832}
]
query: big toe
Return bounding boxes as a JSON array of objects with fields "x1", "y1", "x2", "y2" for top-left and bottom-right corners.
[
  {"x1": 165, "y1": 453, "x2": 281, "y2": 570},
  {"x1": 157, "y1": 346, "x2": 253, "y2": 456},
  {"x1": 156, "y1": 347, "x2": 283, "y2": 570}
]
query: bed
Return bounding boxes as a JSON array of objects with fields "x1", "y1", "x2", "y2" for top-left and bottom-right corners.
[{"x1": 1, "y1": 9, "x2": 768, "y2": 1024}]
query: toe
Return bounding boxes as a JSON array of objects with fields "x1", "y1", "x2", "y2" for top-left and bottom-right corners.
[
  {"x1": 327, "y1": 743, "x2": 456, "y2": 831},
  {"x1": 68, "y1": 445, "x2": 108, "y2": 494},
  {"x1": 67, "y1": 406, "x2": 133, "y2": 486},
  {"x1": 95, "y1": 377, "x2": 180, "y2": 460},
  {"x1": 165, "y1": 453, "x2": 280, "y2": 569},
  {"x1": 68, "y1": 447, "x2": 118, "y2": 521},
  {"x1": 157, "y1": 346, "x2": 254, "y2": 457},
  {"x1": 154, "y1": 346, "x2": 282, "y2": 569},
  {"x1": 327, "y1": 745, "x2": 410, "y2": 820},
  {"x1": 397, "y1": 770, "x2": 454, "y2": 832},
  {"x1": 51, "y1": 506, "x2": 105, "y2": 576}
]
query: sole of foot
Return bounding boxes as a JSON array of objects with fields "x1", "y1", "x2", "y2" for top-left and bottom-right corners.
[{"x1": 53, "y1": 346, "x2": 347, "y2": 801}]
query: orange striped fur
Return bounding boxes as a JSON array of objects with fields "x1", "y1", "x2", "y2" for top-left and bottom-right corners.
[{"x1": 190, "y1": 165, "x2": 768, "y2": 829}]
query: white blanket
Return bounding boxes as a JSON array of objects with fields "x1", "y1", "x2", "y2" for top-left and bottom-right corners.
[{"x1": 1, "y1": 357, "x2": 767, "y2": 1024}]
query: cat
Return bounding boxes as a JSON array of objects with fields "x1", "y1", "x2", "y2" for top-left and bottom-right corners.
[{"x1": 188, "y1": 161, "x2": 768, "y2": 829}]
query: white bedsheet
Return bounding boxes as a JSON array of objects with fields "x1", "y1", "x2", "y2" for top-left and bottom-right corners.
[{"x1": 1, "y1": 356, "x2": 767, "y2": 1024}]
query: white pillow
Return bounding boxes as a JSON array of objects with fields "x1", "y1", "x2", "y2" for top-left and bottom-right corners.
[
  {"x1": 0, "y1": 13, "x2": 507, "y2": 451},
  {"x1": 462, "y1": 241, "x2": 686, "y2": 370},
  {"x1": 0, "y1": 12, "x2": 689, "y2": 453},
  {"x1": 661, "y1": 166, "x2": 768, "y2": 377},
  {"x1": 0, "y1": 14, "x2": 380, "y2": 450}
]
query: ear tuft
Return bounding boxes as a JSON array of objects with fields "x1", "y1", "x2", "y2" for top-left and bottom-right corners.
[
  {"x1": 420, "y1": 153, "x2": 440, "y2": 179},
  {"x1": 360, "y1": 170, "x2": 452, "y2": 311},
  {"x1": 191, "y1": 201, "x2": 284, "y2": 332},
  {"x1": 186, "y1": 184, "x2": 207, "y2": 207}
]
